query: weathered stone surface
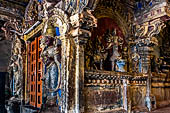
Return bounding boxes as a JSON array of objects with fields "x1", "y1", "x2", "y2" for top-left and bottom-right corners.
[{"x1": 0, "y1": 40, "x2": 11, "y2": 72}]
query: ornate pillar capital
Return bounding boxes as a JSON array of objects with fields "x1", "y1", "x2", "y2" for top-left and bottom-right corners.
[
  {"x1": 69, "y1": 9, "x2": 97, "y2": 45},
  {"x1": 132, "y1": 1, "x2": 170, "y2": 74},
  {"x1": 134, "y1": 0, "x2": 170, "y2": 38},
  {"x1": 135, "y1": 18, "x2": 166, "y2": 39}
]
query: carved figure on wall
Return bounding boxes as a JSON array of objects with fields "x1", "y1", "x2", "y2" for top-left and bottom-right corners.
[
  {"x1": 1, "y1": 20, "x2": 22, "y2": 41},
  {"x1": 24, "y1": 0, "x2": 39, "y2": 29},
  {"x1": 132, "y1": 46, "x2": 140, "y2": 73},
  {"x1": 132, "y1": 87, "x2": 143, "y2": 107},
  {"x1": 65, "y1": 0, "x2": 89, "y2": 14},
  {"x1": 41, "y1": 36, "x2": 61, "y2": 109},
  {"x1": 104, "y1": 29, "x2": 124, "y2": 71},
  {"x1": 110, "y1": 46, "x2": 120, "y2": 71},
  {"x1": 8, "y1": 37, "x2": 24, "y2": 99}
]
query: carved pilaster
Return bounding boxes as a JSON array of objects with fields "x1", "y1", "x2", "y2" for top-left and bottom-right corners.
[
  {"x1": 134, "y1": 6, "x2": 169, "y2": 74},
  {"x1": 68, "y1": 9, "x2": 97, "y2": 113},
  {"x1": 134, "y1": 1, "x2": 170, "y2": 111}
]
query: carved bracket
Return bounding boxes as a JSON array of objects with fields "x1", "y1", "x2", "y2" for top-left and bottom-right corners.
[
  {"x1": 69, "y1": 9, "x2": 97, "y2": 45},
  {"x1": 135, "y1": 18, "x2": 166, "y2": 39},
  {"x1": 134, "y1": 0, "x2": 170, "y2": 39}
]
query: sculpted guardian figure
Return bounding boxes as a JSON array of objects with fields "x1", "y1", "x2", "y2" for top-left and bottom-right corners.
[{"x1": 41, "y1": 36, "x2": 61, "y2": 109}]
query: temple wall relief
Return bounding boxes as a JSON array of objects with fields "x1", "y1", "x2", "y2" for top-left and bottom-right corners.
[{"x1": 2, "y1": 0, "x2": 170, "y2": 113}]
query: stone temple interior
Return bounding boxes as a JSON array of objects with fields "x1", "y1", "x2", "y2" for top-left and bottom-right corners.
[{"x1": 0, "y1": 0, "x2": 170, "y2": 113}]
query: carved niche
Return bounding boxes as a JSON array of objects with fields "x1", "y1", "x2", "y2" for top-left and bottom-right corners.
[
  {"x1": 40, "y1": 7, "x2": 69, "y2": 113},
  {"x1": 85, "y1": 17, "x2": 127, "y2": 71}
]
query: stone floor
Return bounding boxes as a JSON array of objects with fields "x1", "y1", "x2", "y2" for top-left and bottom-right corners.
[{"x1": 149, "y1": 106, "x2": 170, "y2": 113}]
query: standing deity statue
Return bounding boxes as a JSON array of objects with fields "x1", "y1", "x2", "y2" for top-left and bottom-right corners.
[
  {"x1": 105, "y1": 29, "x2": 121, "y2": 71},
  {"x1": 41, "y1": 36, "x2": 61, "y2": 108}
]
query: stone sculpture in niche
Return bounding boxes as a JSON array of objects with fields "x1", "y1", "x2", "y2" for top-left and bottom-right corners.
[
  {"x1": 41, "y1": 36, "x2": 61, "y2": 109},
  {"x1": 103, "y1": 29, "x2": 125, "y2": 71},
  {"x1": 40, "y1": 6, "x2": 69, "y2": 112},
  {"x1": 85, "y1": 27, "x2": 126, "y2": 71}
]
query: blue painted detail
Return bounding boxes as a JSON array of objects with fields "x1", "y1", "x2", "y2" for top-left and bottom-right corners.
[
  {"x1": 56, "y1": 99, "x2": 59, "y2": 105},
  {"x1": 116, "y1": 60, "x2": 125, "y2": 72},
  {"x1": 55, "y1": 27, "x2": 60, "y2": 36},
  {"x1": 58, "y1": 89, "x2": 61, "y2": 97},
  {"x1": 56, "y1": 89, "x2": 61, "y2": 106},
  {"x1": 38, "y1": 0, "x2": 42, "y2": 3},
  {"x1": 137, "y1": 2, "x2": 142, "y2": 9},
  {"x1": 139, "y1": 59, "x2": 142, "y2": 73},
  {"x1": 60, "y1": 63, "x2": 61, "y2": 69},
  {"x1": 149, "y1": 2, "x2": 152, "y2": 6},
  {"x1": 59, "y1": 106, "x2": 61, "y2": 111}
]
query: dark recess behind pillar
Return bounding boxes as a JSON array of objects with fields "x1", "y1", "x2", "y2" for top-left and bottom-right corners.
[{"x1": 0, "y1": 72, "x2": 6, "y2": 113}]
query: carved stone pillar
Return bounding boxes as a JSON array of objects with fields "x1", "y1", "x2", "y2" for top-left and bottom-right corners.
[
  {"x1": 60, "y1": 36, "x2": 70, "y2": 113},
  {"x1": 66, "y1": 10, "x2": 97, "y2": 113},
  {"x1": 134, "y1": 1, "x2": 170, "y2": 111},
  {"x1": 123, "y1": 79, "x2": 128, "y2": 111},
  {"x1": 135, "y1": 20, "x2": 166, "y2": 111},
  {"x1": 135, "y1": 19, "x2": 165, "y2": 74}
]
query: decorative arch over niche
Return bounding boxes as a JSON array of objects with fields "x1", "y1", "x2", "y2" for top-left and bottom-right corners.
[
  {"x1": 93, "y1": 3, "x2": 131, "y2": 38},
  {"x1": 84, "y1": 1, "x2": 132, "y2": 71},
  {"x1": 91, "y1": 17, "x2": 125, "y2": 40}
]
